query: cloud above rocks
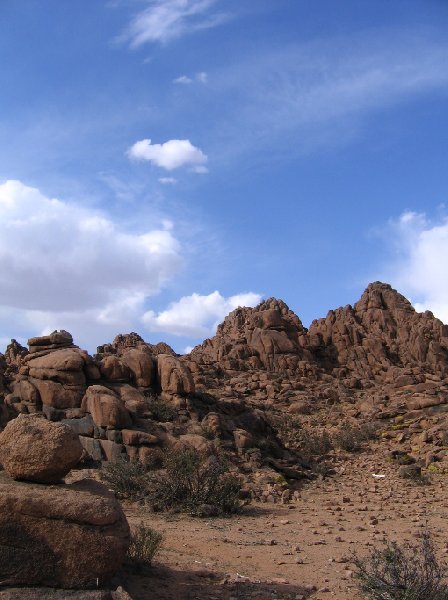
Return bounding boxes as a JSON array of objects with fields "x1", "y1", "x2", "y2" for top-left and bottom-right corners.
[
  {"x1": 382, "y1": 211, "x2": 448, "y2": 324},
  {"x1": 143, "y1": 290, "x2": 262, "y2": 338},
  {"x1": 128, "y1": 138, "x2": 208, "y2": 172},
  {"x1": 0, "y1": 180, "x2": 183, "y2": 348}
]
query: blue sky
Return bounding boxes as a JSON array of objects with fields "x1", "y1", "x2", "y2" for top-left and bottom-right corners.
[{"x1": 1, "y1": 0, "x2": 448, "y2": 353}]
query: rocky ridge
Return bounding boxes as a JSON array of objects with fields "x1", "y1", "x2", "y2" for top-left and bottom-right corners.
[{"x1": 1, "y1": 282, "x2": 448, "y2": 483}]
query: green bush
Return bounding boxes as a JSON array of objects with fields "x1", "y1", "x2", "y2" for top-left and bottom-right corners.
[
  {"x1": 146, "y1": 445, "x2": 242, "y2": 516},
  {"x1": 128, "y1": 523, "x2": 163, "y2": 572},
  {"x1": 100, "y1": 456, "x2": 149, "y2": 500},
  {"x1": 353, "y1": 530, "x2": 448, "y2": 600}
]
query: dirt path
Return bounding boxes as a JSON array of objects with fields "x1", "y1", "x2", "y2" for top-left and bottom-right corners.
[{"x1": 121, "y1": 449, "x2": 448, "y2": 599}]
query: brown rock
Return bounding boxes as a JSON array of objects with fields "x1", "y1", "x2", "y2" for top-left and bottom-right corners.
[
  {"x1": 0, "y1": 415, "x2": 83, "y2": 483},
  {"x1": 81, "y1": 385, "x2": 132, "y2": 429},
  {"x1": 99, "y1": 356, "x2": 131, "y2": 382},
  {"x1": 120, "y1": 347, "x2": 154, "y2": 387},
  {"x1": 157, "y1": 354, "x2": 194, "y2": 395},
  {"x1": 0, "y1": 475, "x2": 130, "y2": 588}
]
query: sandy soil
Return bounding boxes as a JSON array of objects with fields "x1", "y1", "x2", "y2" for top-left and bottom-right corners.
[{"x1": 121, "y1": 447, "x2": 448, "y2": 600}]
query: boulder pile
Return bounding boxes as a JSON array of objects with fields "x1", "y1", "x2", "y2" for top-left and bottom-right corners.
[
  {"x1": 0, "y1": 414, "x2": 130, "y2": 591},
  {"x1": 1, "y1": 281, "x2": 448, "y2": 480}
]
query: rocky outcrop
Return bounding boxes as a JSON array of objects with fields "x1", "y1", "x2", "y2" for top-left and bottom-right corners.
[
  {"x1": 3, "y1": 281, "x2": 448, "y2": 482},
  {"x1": 0, "y1": 415, "x2": 83, "y2": 483},
  {"x1": 308, "y1": 282, "x2": 448, "y2": 382},
  {"x1": 4, "y1": 331, "x2": 100, "y2": 416},
  {"x1": 158, "y1": 354, "x2": 194, "y2": 395},
  {"x1": 191, "y1": 298, "x2": 315, "y2": 374},
  {"x1": 0, "y1": 475, "x2": 129, "y2": 589}
]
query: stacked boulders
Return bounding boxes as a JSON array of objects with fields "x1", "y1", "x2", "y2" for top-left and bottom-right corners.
[
  {"x1": 0, "y1": 414, "x2": 130, "y2": 590},
  {"x1": 4, "y1": 331, "x2": 100, "y2": 418}
]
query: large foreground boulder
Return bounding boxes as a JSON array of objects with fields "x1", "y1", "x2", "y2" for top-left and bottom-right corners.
[
  {"x1": 0, "y1": 475, "x2": 130, "y2": 589},
  {"x1": 0, "y1": 415, "x2": 83, "y2": 483}
]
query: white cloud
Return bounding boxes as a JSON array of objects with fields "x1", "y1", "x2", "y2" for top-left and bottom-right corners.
[
  {"x1": 159, "y1": 177, "x2": 177, "y2": 185},
  {"x1": 382, "y1": 211, "x2": 448, "y2": 324},
  {"x1": 128, "y1": 138, "x2": 208, "y2": 172},
  {"x1": 173, "y1": 75, "x2": 193, "y2": 84},
  {"x1": 143, "y1": 290, "x2": 262, "y2": 337},
  {"x1": 123, "y1": 0, "x2": 228, "y2": 47},
  {"x1": 0, "y1": 180, "x2": 184, "y2": 350},
  {"x1": 173, "y1": 72, "x2": 208, "y2": 84}
]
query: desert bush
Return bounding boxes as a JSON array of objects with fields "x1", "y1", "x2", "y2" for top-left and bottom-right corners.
[
  {"x1": 147, "y1": 396, "x2": 177, "y2": 422},
  {"x1": 264, "y1": 411, "x2": 302, "y2": 449},
  {"x1": 128, "y1": 523, "x2": 163, "y2": 572},
  {"x1": 100, "y1": 456, "x2": 149, "y2": 500},
  {"x1": 146, "y1": 445, "x2": 242, "y2": 516},
  {"x1": 298, "y1": 427, "x2": 333, "y2": 460},
  {"x1": 265, "y1": 411, "x2": 332, "y2": 458},
  {"x1": 353, "y1": 530, "x2": 448, "y2": 600},
  {"x1": 399, "y1": 464, "x2": 431, "y2": 486},
  {"x1": 333, "y1": 422, "x2": 376, "y2": 452}
]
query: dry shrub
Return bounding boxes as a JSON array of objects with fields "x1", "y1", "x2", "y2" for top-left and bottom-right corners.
[
  {"x1": 333, "y1": 422, "x2": 377, "y2": 452},
  {"x1": 128, "y1": 523, "x2": 163, "y2": 572},
  {"x1": 146, "y1": 445, "x2": 242, "y2": 516},
  {"x1": 100, "y1": 456, "x2": 149, "y2": 500},
  {"x1": 353, "y1": 530, "x2": 448, "y2": 600}
]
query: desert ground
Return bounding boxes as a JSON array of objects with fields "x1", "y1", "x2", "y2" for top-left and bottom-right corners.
[{"x1": 121, "y1": 446, "x2": 448, "y2": 600}]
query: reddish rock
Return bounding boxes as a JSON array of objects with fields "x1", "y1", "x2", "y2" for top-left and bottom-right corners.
[
  {"x1": 0, "y1": 415, "x2": 83, "y2": 483},
  {"x1": 0, "y1": 475, "x2": 130, "y2": 588},
  {"x1": 120, "y1": 347, "x2": 154, "y2": 388},
  {"x1": 81, "y1": 386, "x2": 132, "y2": 429},
  {"x1": 99, "y1": 355, "x2": 131, "y2": 382},
  {"x1": 157, "y1": 354, "x2": 194, "y2": 395}
]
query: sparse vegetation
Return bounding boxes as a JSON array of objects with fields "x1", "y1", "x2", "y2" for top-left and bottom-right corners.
[
  {"x1": 399, "y1": 464, "x2": 431, "y2": 486},
  {"x1": 127, "y1": 523, "x2": 163, "y2": 572},
  {"x1": 146, "y1": 445, "x2": 243, "y2": 516},
  {"x1": 100, "y1": 456, "x2": 149, "y2": 500},
  {"x1": 146, "y1": 395, "x2": 177, "y2": 422},
  {"x1": 352, "y1": 530, "x2": 448, "y2": 600},
  {"x1": 333, "y1": 422, "x2": 377, "y2": 452}
]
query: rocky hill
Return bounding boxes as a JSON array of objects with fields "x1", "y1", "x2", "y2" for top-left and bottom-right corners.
[{"x1": 1, "y1": 281, "x2": 448, "y2": 485}]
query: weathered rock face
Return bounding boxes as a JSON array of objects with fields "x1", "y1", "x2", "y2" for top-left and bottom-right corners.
[
  {"x1": 308, "y1": 282, "x2": 448, "y2": 382},
  {"x1": 157, "y1": 354, "x2": 194, "y2": 395},
  {"x1": 0, "y1": 415, "x2": 83, "y2": 483},
  {"x1": 4, "y1": 332, "x2": 100, "y2": 415},
  {"x1": 0, "y1": 475, "x2": 130, "y2": 589},
  {"x1": 191, "y1": 298, "x2": 315, "y2": 374},
  {"x1": 4, "y1": 339, "x2": 28, "y2": 372},
  {"x1": 81, "y1": 386, "x2": 132, "y2": 430}
]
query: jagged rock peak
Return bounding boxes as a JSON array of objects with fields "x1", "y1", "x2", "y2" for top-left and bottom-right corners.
[
  {"x1": 354, "y1": 281, "x2": 415, "y2": 314},
  {"x1": 308, "y1": 281, "x2": 448, "y2": 379},
  {"x1": 97, "y1": 332, "x2": 175, "y2": 357},
  {"x1": 190, "y1": 297, "x2": 315, "y2": 374},
  {"x1": 215, "y1": 297, "x2": 306, "y2": 337}
]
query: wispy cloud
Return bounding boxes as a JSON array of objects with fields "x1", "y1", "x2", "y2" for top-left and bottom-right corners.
[
  {"x1": 123, "y1": 0, "x2": 229, "y2": 47},
  {"x1": 143, "y1": 290, "x2": 262, "y2": 337},
  {"x1": 204, "y1": 31, "x2": 448, "y2": 163},
  {"x1": 128, "y1": 138, "x2": 208, "y2": 172},
  {"x1": 173, "y1": 71, "x2": 208, "y2": 84}
]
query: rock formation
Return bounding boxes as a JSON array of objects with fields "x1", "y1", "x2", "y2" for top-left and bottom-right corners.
[
  {"x1": 2, "y1": 282, "x2": 448, "y2": 481},
  {"x1": 0, "y1": 414, "x2": 130, "y2": 590},
  {"x1": 0, "y1": 414, "x2": 83, "y2": 483}
]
